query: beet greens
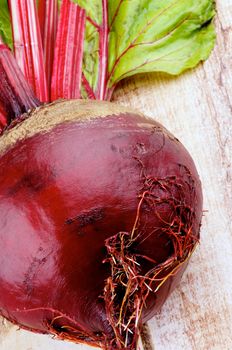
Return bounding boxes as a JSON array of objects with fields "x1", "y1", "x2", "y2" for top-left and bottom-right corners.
[{"x1": 0, "y1": 0, "x2": 215, "y2": 126}]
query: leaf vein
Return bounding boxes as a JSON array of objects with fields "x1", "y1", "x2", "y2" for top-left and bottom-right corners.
[{"x1": 108, "y1": 0, "x2": 182, "y2": 82}]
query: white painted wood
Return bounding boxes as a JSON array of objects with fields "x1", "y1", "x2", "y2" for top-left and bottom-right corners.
[
  {"x1": 0, "y1": 1, "x2": 231, "y2": 349},
  {"x1": 0, "y1": 318, "x2": 92, "y2": 350}
]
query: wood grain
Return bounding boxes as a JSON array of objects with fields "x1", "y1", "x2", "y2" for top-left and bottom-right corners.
[{"x1": 0, "y1": 1, "x2": 231, "y2": 349}]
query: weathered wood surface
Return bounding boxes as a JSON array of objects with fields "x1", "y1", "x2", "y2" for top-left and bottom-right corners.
[{"x1": 0, "y1": 1, "x2": 231, "y2": 349}]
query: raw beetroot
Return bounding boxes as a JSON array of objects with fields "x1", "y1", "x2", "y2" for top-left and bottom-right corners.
[{"x1": 0, "y1": 100, "x2": 202, "y2": 349}]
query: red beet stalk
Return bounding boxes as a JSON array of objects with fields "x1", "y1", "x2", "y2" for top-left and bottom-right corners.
[
  {"x1": 38, "y1": 0, "x2": 58, "y2": 98},
  {"x1": 51, "y1": 0, "x2": 86, "y2": 101},
  {"x1": 82, "y1": 73, "x2": 96, "y2": 99},
  {"x1": 0, "y1": 41, "x2": 40, "y2": 122},
  {"x1": 97, "y1": 0, "x2": 109, "y2": 100},
  {"x1": 0, "y1": 38, "x2": 8, "y2": 130},
  {"x1": 8, "y1": 0, "x2": 48, "y2": 102},
  {"x1": 0, "y1": 104, "x2": 7, "y2": 133}
]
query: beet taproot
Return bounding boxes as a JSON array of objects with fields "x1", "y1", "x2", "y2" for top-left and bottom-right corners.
[{"x1": 0, "y1": 99, "x2": 202, "y2": 349}]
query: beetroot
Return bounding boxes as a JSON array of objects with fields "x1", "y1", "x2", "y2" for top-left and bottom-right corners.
[{"x1": 0, "y1": 100, "x2": 202, "y2": 349}]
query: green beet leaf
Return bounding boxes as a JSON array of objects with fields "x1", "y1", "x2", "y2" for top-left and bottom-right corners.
[
  {"x1": 108, "y1": 0, "x2": 215, "y2": 85},
  {"x1": 72, "y1": 0, "x2": 215, "y2": 96},
  {"x1": 0, "y1": 0, "x2": 13, "y2": 49}
]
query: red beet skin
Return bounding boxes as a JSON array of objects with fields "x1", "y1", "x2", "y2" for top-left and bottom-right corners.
[{"x1": 0, "y1": 100, "x2": 202, "y2": 349}]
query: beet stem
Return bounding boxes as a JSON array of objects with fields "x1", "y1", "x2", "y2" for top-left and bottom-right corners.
[
  {"x1": 97, "y1": 0, "x2": 109, "y2": 100},
  {"x1": 0, "y1": 42, "x2": 41, "y2": 122},
  {"x1": 51, "y1": 0, "x2": 86, "y2": 101},
  {"x1": 82, "y1": 73, "x2": 96, "y2": 99},
  {"x1": 38, "y1": 0, "x2": 58, "y2": 99},
  {"x1": 8, "y1": 0, "x2": 48, "y2": 103},
  {"x1": 0, "y1": 104, "x2": 7, "y2": 133}
]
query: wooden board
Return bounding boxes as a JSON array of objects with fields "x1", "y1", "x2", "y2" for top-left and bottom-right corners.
[{"x1": 0, "y1": 1, "x2": 231, "y2": 349}]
